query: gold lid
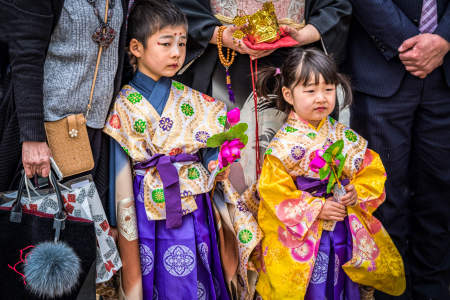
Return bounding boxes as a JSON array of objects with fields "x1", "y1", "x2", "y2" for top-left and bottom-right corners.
[{"x1": 232, "y1": 2, "x2": 280, "y2": 44}]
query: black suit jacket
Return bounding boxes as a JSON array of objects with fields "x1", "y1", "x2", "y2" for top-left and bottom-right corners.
[{"x1": 343, "y1": 0, "x2": 450, "y2": 97}]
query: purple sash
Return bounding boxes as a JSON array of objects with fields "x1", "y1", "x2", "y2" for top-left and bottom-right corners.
[
  {"x1": 296, "y1": 176, "x2": 360, "y2": 300},
  {"x1": 134, "y1": 153, "x2": 199, "y2": 228},
  {"x1": 296, "y1": 176, "x2": 350, "y2": 198}
]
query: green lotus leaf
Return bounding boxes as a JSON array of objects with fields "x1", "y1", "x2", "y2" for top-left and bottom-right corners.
[
  {"x1": 325, "y1": 140, "x2": 344, "y2": 158},
  {"x1": 319, "y1": 164, "x2": 331, "y2": 180},
  {"x1": 337, "y1": 154, "x2": 347, "y2": 179},
  {"x1": 327, "y1": 170, "x2": 336, "y2": 194},
  {"x1": 239, "y1": 134, "x2": 248, "y2": 146},
  {"x1": 206, "y1": 133, "x2": 227, "y2": 148},
  {"x1": 323, "y1": 151, "x2": 332, "y2": 163}
]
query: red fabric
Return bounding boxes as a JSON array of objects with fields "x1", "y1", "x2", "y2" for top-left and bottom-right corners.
[{"x1": 243, "y1": 28, "x2": 299, "y2": 50}]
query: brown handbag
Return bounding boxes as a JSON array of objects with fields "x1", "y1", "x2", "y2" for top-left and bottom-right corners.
[{"x1": 44, "y1": 0, "x2": 112, "y2": 178}]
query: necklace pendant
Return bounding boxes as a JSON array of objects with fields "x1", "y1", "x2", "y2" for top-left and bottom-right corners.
[{"x1": 92, "y1": 24, "x2": 116, "y2": 48}]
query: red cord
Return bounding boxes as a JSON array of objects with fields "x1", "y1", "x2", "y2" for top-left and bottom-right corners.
[{"x1": 250, "y1": 59, "x2": 261, "y2": 177}]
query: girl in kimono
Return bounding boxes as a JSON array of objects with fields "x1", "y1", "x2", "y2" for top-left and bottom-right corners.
[
  {"x1": 103, "y1": 1, "x2": 230, "y2": 299},
  {"x1": 254, "y1": 48, "x2": 405, "y2": 299}
]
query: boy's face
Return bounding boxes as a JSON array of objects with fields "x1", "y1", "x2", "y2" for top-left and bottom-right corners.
[{"x1": 132, "y1": 25, "x2": 187, "y2": 81}]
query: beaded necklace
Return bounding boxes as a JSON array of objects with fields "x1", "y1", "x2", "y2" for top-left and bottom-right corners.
[{"x1": 217, "y1": 26, "x2": 236, "y2": 103}]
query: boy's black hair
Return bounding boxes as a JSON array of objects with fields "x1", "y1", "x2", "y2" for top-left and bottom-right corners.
[
  {"x1": 256, "y1": 48, "x2": 353, "y2": 114},
  {"x1": 127, "y1": 0, "x2": 188, "y2": 47}
]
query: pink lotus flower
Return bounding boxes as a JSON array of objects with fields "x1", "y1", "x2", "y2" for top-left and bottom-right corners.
[
  {"x1": 218, "y1": 138, "x2": 245, "y2": 169},
  {"x1": 309, "y1": 149, "x2": 326, "y2": 173},
  {"x1": 309, "y1": 149, "x2": 342, "y2": 173},
  {"x1": 227, "y1": 108, "x2": 240, "y2": 126}
]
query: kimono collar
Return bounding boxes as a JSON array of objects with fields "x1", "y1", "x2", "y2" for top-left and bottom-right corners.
[
  {"x1": 130, "y1": 71, "x2": 171, "y2": 115},
  {"x1": 288, "y1": 111, "x2": 326, "y2": 131}
]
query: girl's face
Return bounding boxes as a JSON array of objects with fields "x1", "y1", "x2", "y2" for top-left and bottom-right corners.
[
  {"x1": 130, "y1": 25, "x2": 187, "y2": 81},
  {"x1": 282, "y1": 74, "x2": 336, "y2": 127}
]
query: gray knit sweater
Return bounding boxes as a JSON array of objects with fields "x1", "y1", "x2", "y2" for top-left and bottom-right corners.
[{"x1": 43, "y1": 0, "x2": 123, "y2": 128}]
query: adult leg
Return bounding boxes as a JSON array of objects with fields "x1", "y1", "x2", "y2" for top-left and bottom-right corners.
[
  {"x1": 350, "y1": 75, "x2": 421, "y2": 299},
  {"x1": 409, "y1": 67, "x2": 450, "y2": 300}
]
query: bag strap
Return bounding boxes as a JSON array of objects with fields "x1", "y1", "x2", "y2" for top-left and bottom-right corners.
[
  {"x1": 86, "y1": 0, "x2": 110, "y2": 118},
  {"x1": 10, "y1": 172, "x2": 67, "y2": 242}
]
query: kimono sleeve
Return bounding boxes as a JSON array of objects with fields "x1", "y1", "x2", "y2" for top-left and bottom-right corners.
[
  {"x1": 103, "y1": 98, "x2": 149, "y2": 162},
  {"x1": 350, "y1": 149, "x2": 387, "y2": 214},
  {"x1": 258, "y1": 155, "x2": 325, "y2": 241}
]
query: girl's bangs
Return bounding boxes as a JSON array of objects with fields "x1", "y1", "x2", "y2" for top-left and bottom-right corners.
[{"x1": 293, "y1": 54, "x2": 339, "y2": 87}]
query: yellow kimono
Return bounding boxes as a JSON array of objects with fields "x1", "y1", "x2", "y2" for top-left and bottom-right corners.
[{"x1": 256, "y1": 116, "x2": 405, "y2": 299}]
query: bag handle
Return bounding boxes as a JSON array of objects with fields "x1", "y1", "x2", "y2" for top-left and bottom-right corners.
[
  {"x1": 86, "y1": 0, "x2": 110, "y2": 118},
  {"x1": 10, "y1": 172, "x2": 67, "y2": 242}
]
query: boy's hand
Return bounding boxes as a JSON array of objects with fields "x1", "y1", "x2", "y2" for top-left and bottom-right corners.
[
  {"x1": 318, "y1": 198, "x2": 346, "y2": 221},
  {"x1": 208, "y1": 160, "x2": 230, "y2": 182},
  {"x1": 340, "y1": 184, "x2": 358, "y2": 207}
]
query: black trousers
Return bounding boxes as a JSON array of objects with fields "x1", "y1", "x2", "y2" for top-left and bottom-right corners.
[{"x1": 351, "y1": 68, "x2": 450, "y2": 300}]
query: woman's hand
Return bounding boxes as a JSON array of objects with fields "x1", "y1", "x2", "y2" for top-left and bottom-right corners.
[
  {"x1": 22, "y1": 141, "x2": 52, "y2": 178},
  {"x1": 211, "y1": 25, "x2": 276, "y2": 60},
  {"x1": 281, "y1": 24, "x2": 321, "y2": 46},
  {"x1": 340, "y1": 184, "x2": 358, "y2": 207},
  {"x1": 318, "y1": 197, "x2": 346, "y2": 221},
  {"x1": 208, "y1": 160, "x2": 230, "y2": 182}
]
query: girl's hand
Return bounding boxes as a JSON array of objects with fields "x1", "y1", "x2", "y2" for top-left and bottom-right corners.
[
  {"x1": 340, "y1": 184, "x2": 358, "y2": 207},
  {"x1": 208, "y1": 160, "x2": 230, "y2": 182},
  {"x1": 318, "y1": 198, "x2": 346, "y2": 221},
  {"x1": 211, "y1": 26, "x2": 275, "y2": 60},
  {"x1": 281, "y1": 24, "x2": 321, "y2": 46}
]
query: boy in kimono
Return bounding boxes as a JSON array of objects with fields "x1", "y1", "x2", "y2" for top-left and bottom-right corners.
[{"x1": 103, "y1": 1, "x2": 230, "y2": 298}]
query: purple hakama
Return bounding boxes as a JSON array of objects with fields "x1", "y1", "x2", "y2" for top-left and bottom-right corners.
[
  {"x1": 297, "y1": 176, "x2": 360, "y2": 300},
  {"x1": 134, "y1": 173, "x2": 230, "y2": 300}
]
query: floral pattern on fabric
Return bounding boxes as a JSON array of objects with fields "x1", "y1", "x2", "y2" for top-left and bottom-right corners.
[
  {"x1": 348, "y1": 215, "x2": 380, "y2": 271},
  {"x1": 140, "y1": 244, "x2": 154, "y2": 276},
  {"x1": 310, "y1": 251, "x2": 328, "y2": 284},
  {"x1": 109, "y1": 114, "x2": 121, "y2": 129},
  {"x1": 195, "y1": 131, "x2": 210, "y2": 143},
  {"x1": 159, "y1": 117, "x2": 173, "y2": 131},
  {"x1": 127, "y1": 92, "x2": 142, "y2": 104},
  {"x1": 218, "y1": 115, "x2": 227, "y2": 126},
  {"x1": 169, "y1": 148, "x2": 182, "y2": 156},
  {"x1": 172, "y1": 81, "x2": 185, "y2": 91},
  {"x1": 181, "y1": 103, "x2": 194, "y2": 116},
  {"x1": 201, "y1": 93, "x2": 215, "y2": 102},
  {"x1": 151, "y1": 189, "x2": 165, "y2": 203},
  {"x1": 187, "y1": 167, "x2": 200, "y2": 180},
  {"x1": 285, "y1": 126, "x2": 298, "y2": 133},
  {"x1": 345, "y1": 129, "x2": 358, "y2": 142},
  {"x1": 291, "y1": 145, "x2": 306, "y2": 160},
  {"x1": 134, "y1": 119, "x2": 146, "y2": 134},
  {"x1": 198, "y1": 242, "x2": 210, "y2": 271},
  {"x1": 197, "y1": 281, "x2": 207, "y2": 300},
  {"x1": 238, "y1": 229, "x2": 253, "y2": 244},
  {"x1": 307, "y1": 132, "x2": 317, "y2": 139},
  {"x1": 290, "y1": 239, "x2": 314, "y2": 262},
  {"x1": 163, "y1": 245, "x2": 196, "y2": 277}
]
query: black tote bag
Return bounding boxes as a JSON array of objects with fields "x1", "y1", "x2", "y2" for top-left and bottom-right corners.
[{"x1": 0, "y1": 172, "x2": 97, "y2": 300}]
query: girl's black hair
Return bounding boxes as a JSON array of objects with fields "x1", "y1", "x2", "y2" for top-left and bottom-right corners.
[
  {"x1": 256, "y1": 48, "x2": 352, "y2": 114},
  {"x1": 127, "y1": 0, "x2": 188, "y2": 47}
]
